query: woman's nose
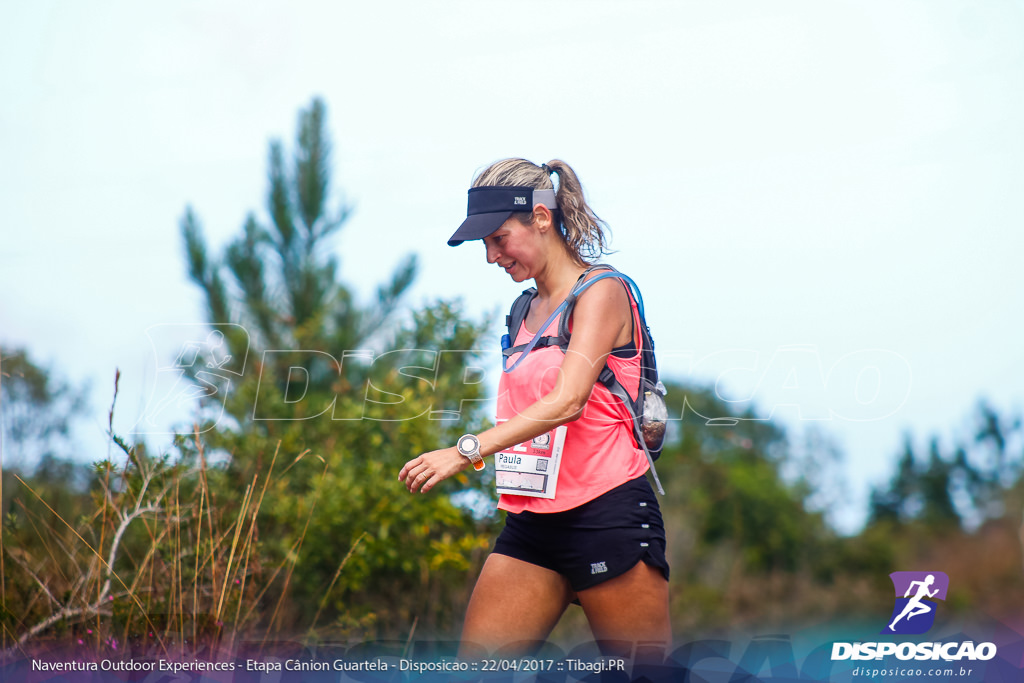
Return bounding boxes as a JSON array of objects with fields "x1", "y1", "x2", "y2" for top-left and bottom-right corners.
[{"x1": 485, "y1": 241, "x2": 499, "y2": 264}]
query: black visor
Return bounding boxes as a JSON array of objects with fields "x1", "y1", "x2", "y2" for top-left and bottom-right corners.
[{"x1": 447, "y1": 186, "x2": 558, "y2": 246}]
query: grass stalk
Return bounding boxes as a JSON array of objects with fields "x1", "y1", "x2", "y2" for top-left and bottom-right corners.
[
  {"x1": 227, "y1": 441, "x2": 281, "y2": 651},
  {"x1": 192, "y1": 482, "x2": 205, "y2": 650},
  {"x1": 214, "y1": 475, "x2": 255, "y2": 626},
  {"x1": 309, "y1": 531, "x2": 367, "y2": 634},
  {"x1": 260, "y1": 457, "x2": 327, "y2": 648},
  {"x1": 10, "y1": 474, "x2": 168, "y2": 655}
]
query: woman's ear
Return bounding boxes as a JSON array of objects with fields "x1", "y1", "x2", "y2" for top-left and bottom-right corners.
[{"x1": 532, "y1": 204, "x2": 555, "y2": 234}]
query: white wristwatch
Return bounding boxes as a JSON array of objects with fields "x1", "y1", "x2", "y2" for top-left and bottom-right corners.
[{"x1": 456, "y1": 434, "x2": 485, "y2": 471}]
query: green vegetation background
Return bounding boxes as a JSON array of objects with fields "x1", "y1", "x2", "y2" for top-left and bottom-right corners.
[{"x1": 2, "y1": 99, "x2": 1021, "y2": 658}]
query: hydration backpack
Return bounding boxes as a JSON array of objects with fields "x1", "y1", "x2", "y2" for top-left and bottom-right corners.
[{"x1": 500, "y1": 265, "x2": 668, "y2": 494}]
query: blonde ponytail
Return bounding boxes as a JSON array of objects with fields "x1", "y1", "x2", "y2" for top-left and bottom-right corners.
[{"x1": 544, "y1": 159, "x2": 609, "y2": 263}]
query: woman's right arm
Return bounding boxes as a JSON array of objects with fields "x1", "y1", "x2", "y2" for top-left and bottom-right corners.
[{"x1": 400, "y1": 276, "x2": 631, "y2": 493}]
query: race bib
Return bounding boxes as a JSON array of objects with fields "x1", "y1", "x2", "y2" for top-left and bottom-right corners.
[{"x1": 494, "y1": 425, "x2": 567, "y2": 499}]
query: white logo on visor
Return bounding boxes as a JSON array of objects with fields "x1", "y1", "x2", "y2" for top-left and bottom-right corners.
[{"x1": 514, "y1": 196, "x2": 527, "y2": 205}]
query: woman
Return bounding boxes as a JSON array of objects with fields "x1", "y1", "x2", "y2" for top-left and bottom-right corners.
[{"x1": 398, "y1": 158, "x2": 670, "y2": 659}]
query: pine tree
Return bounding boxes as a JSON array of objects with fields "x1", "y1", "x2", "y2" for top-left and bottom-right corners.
[{"x1": 178, "y1": 98, "x2": 496, "y2": 638}]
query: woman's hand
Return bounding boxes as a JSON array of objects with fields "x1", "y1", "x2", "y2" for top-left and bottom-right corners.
[{"x1": 399, "y1": 447, "x2": 470, "y2": 493}]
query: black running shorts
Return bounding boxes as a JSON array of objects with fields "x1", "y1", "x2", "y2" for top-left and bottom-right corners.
[{"x1": 492, "y1": 475, "x2": 670, "y2": 592}]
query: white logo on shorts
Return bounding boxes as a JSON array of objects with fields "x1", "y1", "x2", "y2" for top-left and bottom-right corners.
[{"x1": 590, "y1": 561, "x2": 608, "y2": 574}]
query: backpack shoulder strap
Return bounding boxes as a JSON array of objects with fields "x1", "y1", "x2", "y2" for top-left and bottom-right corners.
[
  {"x1": 505, "y1": 287, "x2": 537, "y2": 341},
  {"x1": 502, "y1": 266, "x2": 624, "y2": 367},
  {"x1": 556, "y1": 265, "x2": 623, "y2": 340},
  {"x1": 500, "y1": 268, "x2": 665, "y2": 494},
  {"x1": 503, "y1": 287, "x2": 553, "y2": 365}
]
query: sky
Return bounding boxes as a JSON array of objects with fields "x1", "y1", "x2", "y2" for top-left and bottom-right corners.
[{"x1": 2, "y1": 1, "x2": 1022, "y2": 532}]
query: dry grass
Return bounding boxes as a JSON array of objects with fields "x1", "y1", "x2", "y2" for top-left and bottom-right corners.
[{"x1": 0, "y1": 371, "x2": 357, "y2": 661}]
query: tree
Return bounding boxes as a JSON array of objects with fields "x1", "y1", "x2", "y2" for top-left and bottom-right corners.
[
  {"x1": 867, "y1": 402, "x2": 1024, "y2": 533},
  {"x1": 1, "y1": 348, "x2": 94, "y2": 572},
  {"x1": 655, "y1": 381, "x2": 833, "y2": 572},
  {"x1": 648, "y1": 381, "x2": 859, "y2": 629},
  {"x1": 178, "y1": 98, "x2": 495, "y2": 639},
  {"x1": 0, "y1": 347, "x2": 89, "y2": 472},
  {"x1": 0, "y1": 349, "x2": 100, "y2": 648},
  {"x1": 867, "y1": 436, "x2": 919, "y2": 526}
]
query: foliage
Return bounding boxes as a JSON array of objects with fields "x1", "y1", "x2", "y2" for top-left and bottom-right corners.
[
  {"x1": 1, "y1": 415, "x2": 290, "y2": 657},
  {"x1": 868, "y1": 400, "x2": 1024, "y2": 531},
  {"x1": 4, "y1": 98, "x2": 1022, "y2": 650},
  {"x1": 0, "y1": 347, "x2": 89, "y2": 470},
  {"x1": 658, "y1": 382, "x2": 830, "y2": 571},
  {"x1": 650, "y1": 382, "x2": 853, "y2": 631},
  {"x1": 861, "y1": 400, "x2": 1024, "y2": 622},
  {"x1": 177, "y1": 97, "x2": 497, "y2": 640},
  {"x1": 2, "y1": 350, "x2": 1022, "y2": 650},
  {"x1": 1, "y1": 362, "x2": 270, "y2": 656}
]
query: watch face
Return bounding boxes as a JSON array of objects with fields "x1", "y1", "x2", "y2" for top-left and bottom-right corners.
[{"x1": 458, "y1": 434, "x2": 479, "y2": 456}]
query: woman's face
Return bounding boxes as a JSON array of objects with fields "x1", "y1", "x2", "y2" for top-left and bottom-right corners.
[{"x1": 482, "y1": 216, "x2": 541, "y2": 283}]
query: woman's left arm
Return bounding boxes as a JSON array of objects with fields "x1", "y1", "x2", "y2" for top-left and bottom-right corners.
[{"x1": 399, "y1": 277, "x2": 632, "y2": 493}]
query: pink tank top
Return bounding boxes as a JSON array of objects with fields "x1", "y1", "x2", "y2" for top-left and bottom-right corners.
[{"x1": 495, "y1": 283, "x2": 650, "y2": 513}]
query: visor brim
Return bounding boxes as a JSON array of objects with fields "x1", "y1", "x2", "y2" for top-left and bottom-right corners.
[{"x1": 447, "y1": 211, "x2": 513, "y2": 247}]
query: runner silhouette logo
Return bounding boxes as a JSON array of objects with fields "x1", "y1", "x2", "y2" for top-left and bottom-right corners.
[{"x1": 882, "y1": 571, "x2": 949, "y2": 635}]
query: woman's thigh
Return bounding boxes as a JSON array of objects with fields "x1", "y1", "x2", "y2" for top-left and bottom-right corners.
[
  {"x1": 576, "y1": 560, "x2": 671, "y2": 658},
  {"x1": 460, "y1": 553, "x2": 574, "y2": 658}
]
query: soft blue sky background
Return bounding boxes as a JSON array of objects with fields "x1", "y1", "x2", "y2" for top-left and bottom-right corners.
[{"x1": 2, "y1": 1, "x2": 1022, "y2": 532}]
